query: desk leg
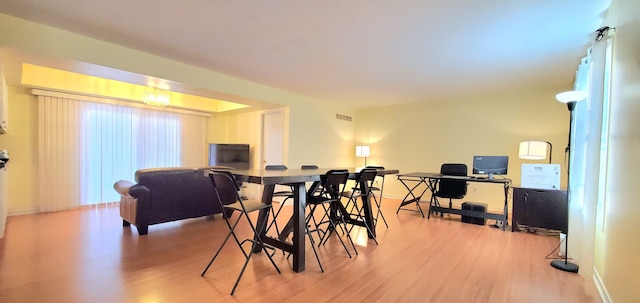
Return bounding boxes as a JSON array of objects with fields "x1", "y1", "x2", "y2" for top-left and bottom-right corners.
[
  {"x1": 292, "y1": 183, "x2": 306, "y2": 272},
  {"x1": 396, "y1": 177, "x2": 429, "y2": 217},
  {"x1": 427, "y1": 179, "x2": 439, "y2": 219},
  {"x1": 503, "y1": 184, "x2": 510, "y2": 231}
]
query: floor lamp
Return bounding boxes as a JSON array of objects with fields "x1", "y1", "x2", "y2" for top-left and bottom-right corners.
[{"x1": 551, "y1": 90, "x2": 587, "y2": 273}]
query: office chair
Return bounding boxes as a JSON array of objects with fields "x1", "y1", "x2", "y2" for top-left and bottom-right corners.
[
  {"x1": 430, "y1": 163, "x2": 468, "y2": 218},
  {"x1": 201, "y1": 170, "x2": 281, "y2": 295}
]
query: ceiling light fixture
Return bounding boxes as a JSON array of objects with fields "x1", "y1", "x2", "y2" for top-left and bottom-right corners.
[{"x1": 143, "y1": 87, "x2": 170, "y2": 106}]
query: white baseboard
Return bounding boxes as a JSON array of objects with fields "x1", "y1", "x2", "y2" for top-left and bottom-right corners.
[
  {"x1": 8, "y1": 208, "x2": 38, "y2": 216},
  {"x1": 593, "y1": 268, "x2": 612, "y2": 303}
]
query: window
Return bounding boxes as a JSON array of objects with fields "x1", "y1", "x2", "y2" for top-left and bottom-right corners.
[{"x1": 37, "y1": 92, "x2": 205, "y2": 211}]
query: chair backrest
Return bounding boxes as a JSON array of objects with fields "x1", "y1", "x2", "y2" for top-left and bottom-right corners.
[
  {"x1": 437, "y1": 163, "x2": 468, "y2": 199},
  {"x1": 351, "y1": 168, "x2": 378, "y2": 196},
  {"x1": 320, "y1": 169, "x2": 349, "y2": 199},
  {"x1": 301, "y1": 165, "x2": 319, "y2": 169},
  {"x1": 208, "y1": 170, "x2": 241, "y2": 208},
  {"x1": 265, "y1": 165, "x2": 288, "y2": 170},
  {"x1": 358, "y1": 168, "x2": 378, "y2": 183}
]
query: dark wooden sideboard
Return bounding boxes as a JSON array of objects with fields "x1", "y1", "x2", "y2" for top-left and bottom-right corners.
[{"x1": 512, "y1": 187, "x2": 567, "y2": 232}]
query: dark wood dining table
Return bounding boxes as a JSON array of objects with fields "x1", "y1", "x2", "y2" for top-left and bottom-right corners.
[{"x1": 229, "y1": 167, "x2": 399, "y2": 273}]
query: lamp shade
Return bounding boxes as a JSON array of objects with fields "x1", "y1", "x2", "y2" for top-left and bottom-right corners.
[
  {"x1": 556, "y1": 90, "x2": 587, "y2": 103},
  {"x1": 355, "y1": 145, "x2": 370, "y2": 157},
  {"x1": 519, "y1": 141, "x2": 548, "y2": 160}
]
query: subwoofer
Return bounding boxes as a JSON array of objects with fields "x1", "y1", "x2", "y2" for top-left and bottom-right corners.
[{"x1": 461, "y1": 202, "x2": 487, "y2": 225}]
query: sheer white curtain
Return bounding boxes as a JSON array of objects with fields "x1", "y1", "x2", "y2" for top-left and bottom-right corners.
[
  {"x1": 37, "y1": 92, "x2": 206, "y2": 212},
  {"x1": 568, "y1": 34, "x2": 613, "y2": 277}
]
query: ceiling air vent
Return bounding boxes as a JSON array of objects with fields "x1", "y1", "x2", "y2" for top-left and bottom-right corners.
[{"x1": 335, "y1": 114, "x2": 352, "y2": 122}]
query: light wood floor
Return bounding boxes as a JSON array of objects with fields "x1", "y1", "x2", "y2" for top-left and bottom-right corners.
[{"x1": 0, "y1": 199, "x2": 601, "y2": 303}]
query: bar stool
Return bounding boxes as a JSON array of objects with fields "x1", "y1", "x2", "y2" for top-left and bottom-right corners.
[
  {"x1": 201, "y1": 170, "x2": 281, "y2": 295},
  {"x1": 264, "y1": 165, "x2": 293, "y2": 235},
  {"x1": 365, "y1": 166, "x2": 389, "y2": 228},
  {"x1": 340, "y1": 168, "x2": 379, "y2": 245},
  {"x1": 306, "y1": 169, "x2": 358, "y2": 258}
]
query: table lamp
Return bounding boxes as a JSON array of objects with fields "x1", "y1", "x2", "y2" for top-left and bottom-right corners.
[{"x1": 356, "y1": 145, "x2": 370, "y2": 167}]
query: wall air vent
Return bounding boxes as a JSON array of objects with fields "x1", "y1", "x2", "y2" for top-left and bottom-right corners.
[{"x1": 335, "y1": 114, "x2": 352, "y2": 122}]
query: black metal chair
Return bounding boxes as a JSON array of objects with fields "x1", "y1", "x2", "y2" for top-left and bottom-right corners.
[
  {"x1": 340, "y1": 168, "x2": 379, "y2": 245},
  {"x1": 306, "y1": 169, "x2": 358, "y2": 258},
  {"x1": 430, "y1": 163, "x2": 468, "y2": 217},
  {"x1": 265, "y1": 165, "x2": 293, "y2": 235},
  {"x1": 201, "y1": 170, "x2": 281, "y2": 295},
  {"x1": 364, "y1": 166, "x2": 388, "y2": 228}
]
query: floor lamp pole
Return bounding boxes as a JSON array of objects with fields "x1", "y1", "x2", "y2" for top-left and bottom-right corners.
[{"x1": 550, "y1": 101, "x2": 580, "y2": 273}]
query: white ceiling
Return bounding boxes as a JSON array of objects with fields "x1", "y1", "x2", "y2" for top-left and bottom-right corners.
[{"x1": 0, "y1": 0, "x2": 610, "y2": 109}]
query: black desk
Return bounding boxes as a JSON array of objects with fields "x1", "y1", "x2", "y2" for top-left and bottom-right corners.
[
  {"x1": 230, "y1": 167, "x2": 398, "y2": 273},
  {"x1": 397, "y1": 173, "x2": 512, "y2": 230}
]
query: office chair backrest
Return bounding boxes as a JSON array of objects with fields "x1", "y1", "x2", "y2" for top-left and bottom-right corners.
[
  {"x1": 265, "y1": 165, "x2": 288, "y2": 170},
  {"x1": 438, "y1": 163, "x2": 468, "y2": 199}
]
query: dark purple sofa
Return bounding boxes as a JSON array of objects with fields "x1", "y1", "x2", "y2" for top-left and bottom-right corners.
[{"x1": 113, "y1": 167, "x2": 233, "y2": 235}]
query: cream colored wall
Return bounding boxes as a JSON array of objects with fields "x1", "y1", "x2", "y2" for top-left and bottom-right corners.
[
  {"x1": 288, "y1": 102, "x2": 355, "y2": 168},
  {"x1": 355, "y1": 86, "x2": 570, "y2": 212},
  {"x1": 0, "y1": 60, "x2": 6, "y2": 236},
  {"x1": 0, "y1": 86, "x2": 37, "y2": 214},
  {"x1": 207, "y1": 104, "x2": 356, "y2": 169},
  {"x1": 597, "y1": 1, "x2": 640, "y2": 301}
]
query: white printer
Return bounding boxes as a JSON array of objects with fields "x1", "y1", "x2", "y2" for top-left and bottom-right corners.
[{"x1": 521, "y1": 164, "x2": 561, "y2": 190}]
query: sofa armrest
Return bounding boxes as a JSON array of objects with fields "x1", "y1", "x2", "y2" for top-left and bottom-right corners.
[{"x1": 114, "y1": 180, "x2": 135, "y2": 198}]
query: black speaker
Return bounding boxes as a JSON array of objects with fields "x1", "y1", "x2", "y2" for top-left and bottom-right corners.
[{"x1": 461, "y1": 202, "x2": 487, "y2": 225}]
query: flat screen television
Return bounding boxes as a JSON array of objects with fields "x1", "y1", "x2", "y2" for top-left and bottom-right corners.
[
  {"x1": 472, "y1": 155, "x2": 509, "y2": 177},
  {"x1": 208, "y1": 143, "x2": 250, "y2": 170}
]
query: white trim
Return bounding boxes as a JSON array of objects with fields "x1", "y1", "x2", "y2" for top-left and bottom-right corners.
[
  {"x1": 31, "y1": 89, "x2": 212, "y2": 117},
  {"x1": 8, "y1": 208, "x2": 39, "y2": 216},
  {"x1": 593, "y1": 268, "x2": 612, "y2": 303}
]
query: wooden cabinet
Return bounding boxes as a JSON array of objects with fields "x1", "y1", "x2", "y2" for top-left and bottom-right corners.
[{"x1": 512, "y1": 187, "x2": 567, "y2": 232}]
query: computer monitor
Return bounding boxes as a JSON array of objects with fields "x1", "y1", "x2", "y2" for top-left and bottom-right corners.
[{"x1": 472, "y1": 156, "x2": 509, "y2": 178}]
